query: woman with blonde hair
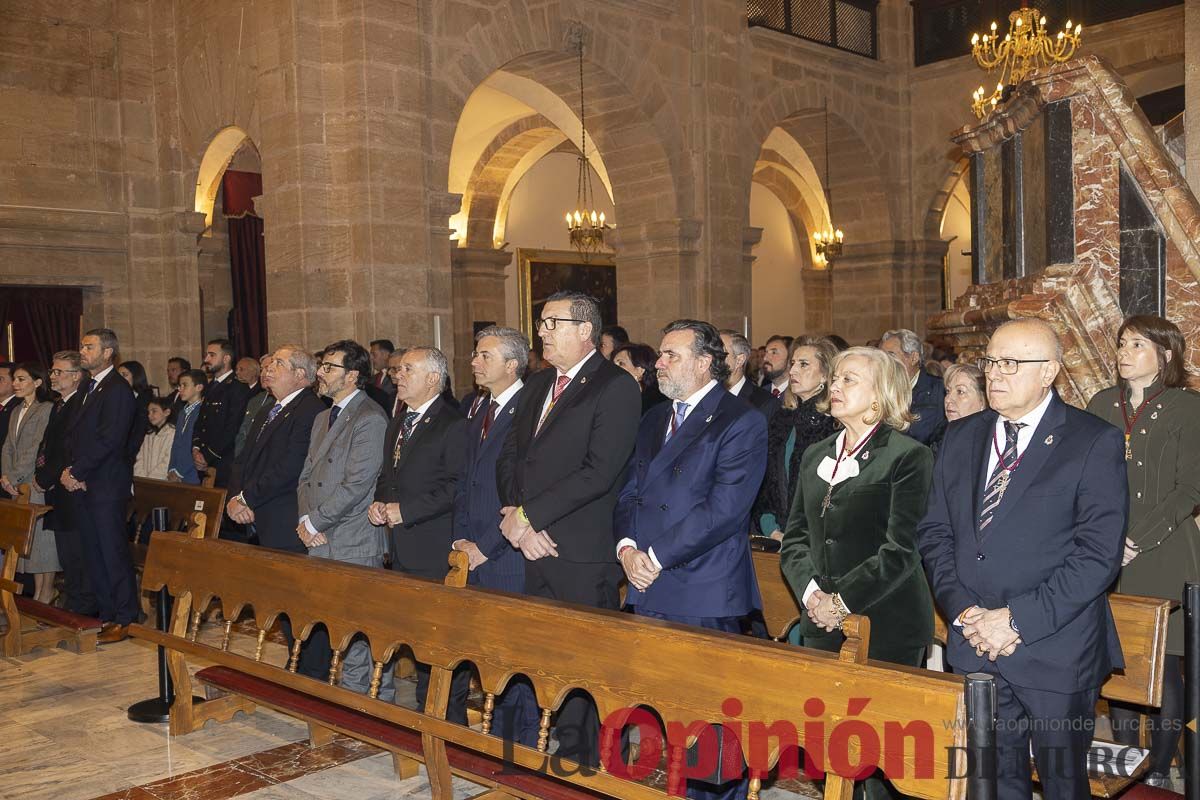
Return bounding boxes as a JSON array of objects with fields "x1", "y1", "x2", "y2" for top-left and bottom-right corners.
[
  {"x1": 754, "y1": 336, "x2": 839, "y2": 542},
  {"x1": 780, "y1": 346, "x2": 934, "y2": 797}
]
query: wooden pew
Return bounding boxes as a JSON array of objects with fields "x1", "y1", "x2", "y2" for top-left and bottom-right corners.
[
  {"x1": 1, "y1": 488, "x2": 100, "y2": 655},
  {"x1": 133, "y1": 536, "x2": 971, "y2": 800},
  {"x1": 128, "y1": 477, "x2": 226, "y2": 619},
  {"x1": 751, "y1": 548, "x2": 1173, "y2": 796}
]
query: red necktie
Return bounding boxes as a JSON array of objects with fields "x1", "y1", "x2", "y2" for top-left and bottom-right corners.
[
  {"x1": 536, "y1": 374, "x2": 571, "y2": 434},
  {"x1": 771, "y1": 386, "x2": 781, "y2": 398},
  {"x1": 480, "y1": 400, "x2": 500, "y2": 441}
]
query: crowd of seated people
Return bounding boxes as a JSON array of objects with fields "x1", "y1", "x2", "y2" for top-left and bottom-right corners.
[{"x1": 2, "y1": 298, "x2": 1196, "y2": 799}]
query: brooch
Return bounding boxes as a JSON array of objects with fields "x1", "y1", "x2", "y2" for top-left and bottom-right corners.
[
  {"x1": 861, "y1": 451, "x2": 870, "y2": 460},
  {"x1": 1044, "y1": 435, "x2": 1054, "y2": 445}
]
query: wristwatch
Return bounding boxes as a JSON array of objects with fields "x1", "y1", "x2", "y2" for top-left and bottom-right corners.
[{"x1": 1007, "y1": 608, "x2": 1020, "y2": 634}]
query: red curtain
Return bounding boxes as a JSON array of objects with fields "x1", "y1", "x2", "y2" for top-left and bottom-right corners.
[
  {"x1": 222, "y1": 170, "x2": 267, "y2": 359},
  {"x1": 0, "y1": 288, "x2": 81, "y2": 365}
]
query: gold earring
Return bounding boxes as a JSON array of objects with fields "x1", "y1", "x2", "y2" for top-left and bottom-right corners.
[{"x1": 871, "y1": 401, "x2": 880, "y2": 413}]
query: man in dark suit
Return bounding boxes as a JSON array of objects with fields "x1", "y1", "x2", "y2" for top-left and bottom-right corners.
[
  {"x1": 226, "y1": 345, "x2": 326, "y2": 555},
  {"x1": 451, "y1": 326, "x2": 531, "y2": 739},
  {"x1": 497, "y1": 290, "x2": 641, "y2": 766},
  {"x1": 719, "y1": 330, "x2": 776, "y2": 415},
  {"x1": 758, "y1": 334, "x2": 792, "y2": 397},
  {"x1": 370, "y1": 345, "x2": 466, "y2": 713},
  {"x1": 192, "y1": 338, "x2": 253, "y2": 492},
  {"x1": 233, "y1": 354, "x2": 274, "y2": 459},
  {"x1": 617, "y1": 320, "x2": 767, "y2": 800},
  {"x1": 880, "y1": 328, "x2": 945, "y2": 445},
  {"x1": 368, "y1": 339, "x2": 397, "y2": 407},
  {"x1": 918, "y1": 319, "x2": 1127, "y2": 800},
  {"x1": 36, "y1": 350, "x2": 95, "y2": 615},
  {"x1": 0, "y1": 362, "x2": 15, "y2": 499},
  {"x1": 61, "y1": 328, "x2": 145, "y2": 642}
]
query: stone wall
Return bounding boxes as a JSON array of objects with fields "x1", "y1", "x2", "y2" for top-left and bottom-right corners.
[{"x1": 0, "y1": 0, "x2": 1189, "y2": 390}]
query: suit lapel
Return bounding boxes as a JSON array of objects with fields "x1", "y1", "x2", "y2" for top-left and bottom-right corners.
[
  {"x1": 967, "y1": 411, "x2": 996, "y2": 527},
  {"x1": 310, "y1": 392, "x2": 362, "y2": 466},
  {"x1": 534, "y1": 352, "x2": 603, "y2": 438},
  {"x1": 985, "y1": 394, "x2": 1067, "y2": 531},
  {"x1": 643, "y1": 388, "x2": 724, "y2": 485},
  {"x1": 397, "y1": 396, "x2": 444, "y2": 468},
  {"x1": 249, "y1": 397, "x2": 294, "y2": 455}
]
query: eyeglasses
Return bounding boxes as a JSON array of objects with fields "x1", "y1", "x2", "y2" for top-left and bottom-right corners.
[
  {"x1": 536, "y1": 317, "x2": 585, "y2": 331},
  {"x1": 48, "y1": 369, "x2": 80, "y2": 376},
  {"x1": 977, "y1": 357, "x2": 1051, "y2": 375},
  {"x1": 317, "y1": 361, "x2": 348, "y2": 373}
]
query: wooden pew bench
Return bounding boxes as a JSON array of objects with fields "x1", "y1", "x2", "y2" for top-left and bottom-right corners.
[
  {"x1": 127, "y1": 477, "x2": 226, "y2": 619},
  {"x1": 1, "y1": 492, "x2": 101, "y2": 655},
  {"x1": 133, "y1": 536, "x2": 972, "y2": 800},
  {"x1": 751, "y1": 548, "x2": 1173, "y2": 797}
]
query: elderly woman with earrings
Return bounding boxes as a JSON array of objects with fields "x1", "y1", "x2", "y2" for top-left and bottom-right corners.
[
  {"x1": 781, "y1": 346, "x2": 934, "y2": 800},
  {"x1": 0, "y1": 363, "x2": 57, "y2": 604},
  {"x1": 1085, "y1": 314, "x2": 1200, "y2": 789},
  {"x1": 754, "y1": 335, "x2": 839, "y2": 542}
]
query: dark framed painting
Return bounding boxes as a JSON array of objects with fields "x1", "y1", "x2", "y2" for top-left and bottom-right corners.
[{"x1": 517, "y1": 248, "x2": 617, "y2": 345}]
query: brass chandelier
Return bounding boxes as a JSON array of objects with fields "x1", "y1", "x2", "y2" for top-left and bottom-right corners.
[
  {"x1": 564, "y1": 33, "x2": 609, "y2": 259},
  {"x1": 813, "y1": 99, "x2": 843, "y2": 266},
  {"x1": 970, "y1": 1, "x2": 1082, "y2": 119}
]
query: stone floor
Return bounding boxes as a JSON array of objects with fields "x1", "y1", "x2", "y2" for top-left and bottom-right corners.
[{"x1": 0, "y1": 621, "x2": 820, "y2": 800}]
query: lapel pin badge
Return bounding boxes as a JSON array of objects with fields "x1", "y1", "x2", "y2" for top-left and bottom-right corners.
[
  {"x1": 1044, "y1": 435, "x2": 1054, "y2": 445},
  {"x1": 579, "y1": 377, "x2": 587, "y2": 384},
  {"x1": 1151, "y1": 411, "x2": 1159, "y2": 420},
  {"x1": 861, "y1": 451, "x2": 870, "y2": 460},
  {"x1": 508, "y1": 407, "x2": 515, "y2": 415},
  {"x1": 705, "y1": 414, "x2": 713, "y2": 423}
]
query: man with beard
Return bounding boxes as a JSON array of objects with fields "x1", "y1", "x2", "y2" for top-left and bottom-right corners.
[
  {"x1": 192, "y1": 338, "x2": 252, "y2": 491},
  {"x1": 759, "y1": 334, "x2": 792, "y2": 398}
]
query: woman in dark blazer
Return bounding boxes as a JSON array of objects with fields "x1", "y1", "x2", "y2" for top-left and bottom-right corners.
[
  {"x1": 755, "y1": 335, "x2": 839, "y2": 541},
  {"x1": 1085, "y1": 315, "x2": 1200, "y2": 786},
  {"x1": 781, "y1": 346, "x2": 934, "y2": 799},
  {"x1": 613, "y1": 343, "x2": 668, "y2": 416}
]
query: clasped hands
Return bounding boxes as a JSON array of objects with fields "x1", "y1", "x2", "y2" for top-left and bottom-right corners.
[
  {"x1": 57, "y1": 468, "x2": 87, "y2": 493},
  {"x1": 961, "y1": 606, "x2": 1021, "y2": 661},
  {"x1": 498, "y1": 506, "x2": 557, "y2": 561},
  {"x1": 620, "y1": 547, "x2": 660, "y2": 591},
  {"x1": 367, "y1": 501, "x2": 403, "y2": 527},
  {"x1": 806, "y1": 589, "x2": 844, "y2": 632},
  {"x1": 295, "y1": 521, "x2": 327, "y2": 548}
]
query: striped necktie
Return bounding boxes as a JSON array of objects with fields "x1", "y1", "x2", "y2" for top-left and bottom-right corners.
[
  {"x1": 665, "y1": 401, "x2": 688, "y2": 443},
  {"x1": 979, "y1": 421, "x2": 1024, "y2": 531}
]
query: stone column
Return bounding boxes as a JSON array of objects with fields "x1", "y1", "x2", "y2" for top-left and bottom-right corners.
[
  {"x1": 1187, "y1": 0, "x2": 1200, "y2": 194},
  {"x1": 608, "y1": 219, "x2": 704, "y2": 343},
  {"x1": 741, "y1": 227, "x2": 763, "y2": 341},
  {"x1": 450, "y1": 246, "x2": 512, "y2": 389},
  {"x1": 828, "y1": 239, "x2": 949, "y2": 342}
]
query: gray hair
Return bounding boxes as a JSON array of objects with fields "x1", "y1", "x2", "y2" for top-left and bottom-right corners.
[
  {"x1": 477, "y1": 326, "x2": 531, "y2": 378},
  {"x1": 880, "y1": 328, "x2": 923, "y2": 357},
  {"x1": 52, "y1": 350, "x2": 82, "y2": 369},
  {"x1": 718, "y1": 329, "x2": 752, "y2": 360},
  {"x1": 546, "y1": 290, "x2": 602, "y2": 346},
  {"x1": 408, "y1": 346, "x2": 449, "y2": 383},
  {"x1": 277, "y1": 344, "x2": 317, "y2": 384}
]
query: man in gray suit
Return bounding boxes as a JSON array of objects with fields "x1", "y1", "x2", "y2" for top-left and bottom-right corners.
[{"x1": 296, "y1": 339, "x2": 388, "y2": 695}]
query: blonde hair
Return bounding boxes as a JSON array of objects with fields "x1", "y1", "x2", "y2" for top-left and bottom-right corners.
[
  {"x1": 819, "y1": 346, "x2": 916, "y2": 431},
  {"x1": 781, "y1": 335, "x2": 839, "y2": 410}
]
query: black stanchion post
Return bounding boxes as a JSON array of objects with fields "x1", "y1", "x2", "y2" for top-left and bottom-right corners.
[
  {"x1": 128, "y1": 511, "x2": 204, "y2": 724},
  {"x1": 965, "y1": 672, "x2": 997, "y2": 800},
  {"x1": 1185, "y1": 583, "x2": 1199, "y2": 800}
]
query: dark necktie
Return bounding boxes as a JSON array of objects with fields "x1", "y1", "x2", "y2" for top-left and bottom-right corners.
[
  {"x1": 82, "y1": 378, "x2": 97, "y2": 403},
  {"x1": 979, "y1": 421, "x2": 1025, "y2": 531},
  {"x1": 266, "y1": 402, "x2": 283, "y2": 425},
  {"x1": 771, "y1": 385, "x2": 781, "y2": 398},
  {"x1": 328, "y1": 404, "x2": 342, "y2": 430},
  {"x1": 392, "y1": 411, "x2": 419, "y2": 465},
  {"x1": 480, "y1": 400, "x2": 500, "y2": 441}
]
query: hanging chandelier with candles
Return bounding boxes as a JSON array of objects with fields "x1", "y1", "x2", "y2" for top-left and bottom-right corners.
[
  {"x1": 970, "y1": 2, "x2": 1081, "y2": 119},
  {"x1": 564, "y1": 31, "x2": 609, "y2": 258},
  {"x1": 813, "y1": 99, "x2": 844, "y2": 266}
]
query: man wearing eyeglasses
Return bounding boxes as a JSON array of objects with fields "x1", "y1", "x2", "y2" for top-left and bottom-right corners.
[
  {"x1": 919, "y1": 318, "x2": 1127, "y2": 800},
  {"x1": 496, "y1": 290, "x2": 641, "y2": 767},
  {"x1": 294, "y1": 340, "x2": 388, "y2": 689},
  {"x1": 35, "y1": 351, "x2": 95, "y2": 615}
]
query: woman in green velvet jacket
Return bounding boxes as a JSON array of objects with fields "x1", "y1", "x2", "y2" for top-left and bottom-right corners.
[{"x1": 781, "y1": 346, "x2": 934, "y2": 667}]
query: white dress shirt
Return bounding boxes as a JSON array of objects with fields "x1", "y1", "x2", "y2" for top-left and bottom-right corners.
[
  {"x1": 616, "y1": 380, "x2": 720, "y2": 569},
  {"x1": 984, "y1": 389, "x2": 1053, "y2": 481},
  {"x1": 490, "y1": 379, "x2": 523, "y2": 416},
  {"x1": 538, "y1": 349, "x2": 598, "y2": 423},
  {"x1": 729, "y1": 376, "x2": 747, "y2": 398}
]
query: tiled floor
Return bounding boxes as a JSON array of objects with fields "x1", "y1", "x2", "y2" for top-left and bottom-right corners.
[{"x1": 1, "y1": 622, "x2": 820, "y2": 799}]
